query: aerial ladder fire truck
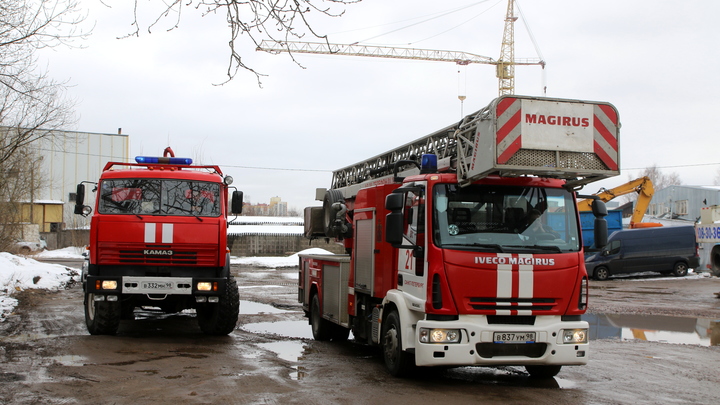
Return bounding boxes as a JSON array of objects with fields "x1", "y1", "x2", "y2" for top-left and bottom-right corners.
[
  {"x1": 577, "y1": 176, "x2": 662, "y2": 229},
  {"x1": 298, "y1": 95, "x2": 620, "y2": 377}
]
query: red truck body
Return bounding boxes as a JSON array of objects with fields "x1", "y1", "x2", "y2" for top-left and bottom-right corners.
[
  {"x1": 76, "y1": 149, "x2": 241, "y2": 336},
  {"x1": 299, "y1": 95, "x2": 620, "y2": 377}
]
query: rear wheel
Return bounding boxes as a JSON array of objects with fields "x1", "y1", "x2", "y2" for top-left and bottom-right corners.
[
  {"x1": 85, "y1": 293, "x2": 121, "y2": 335},
  {"x1": 381, "y1": 310, "x2": 414, "y2": 377},
  {"x1": 197, "y1": 277, "x2": 240, "y2": 335},
  {"x1": 310, "y1": 294, "x2": 332, "y2": 341},
  {"x1": 594, "y1": 266, "x2": 610, "y2": 281},
  {"x1": 525, "y1": 365, "x2": 562, "y2": 378},
  {"x1": 672, "y1": 262, "x2": 688, "y2": 277}
]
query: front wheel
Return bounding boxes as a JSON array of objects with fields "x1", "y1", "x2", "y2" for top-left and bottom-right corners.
[
  {"x1": 381, "y1": 310, "x2": 414, "y2": 377},
  {"x1": 197, "y1": 277, "x2": 240, "y2": 335},
  {"x1": 525, "y1": 365, "x2": 562, "y2": 378},
  {"x1": 594, "y1": 266, "x2": 610, "y2": 281},
  {"x1": 85, "y1": 293, "x2": 121, "y2": 335},
  {"x1": 672, "y1": 262, "x2": 688, "y2": 277}
]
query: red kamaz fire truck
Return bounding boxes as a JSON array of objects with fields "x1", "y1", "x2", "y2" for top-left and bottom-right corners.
[
  {"x1": 299, "y1": 95, "x2": 619, "y2": 377},
  {"x1": 74, "y1": 147, "x2": 243, "y2": 336}
]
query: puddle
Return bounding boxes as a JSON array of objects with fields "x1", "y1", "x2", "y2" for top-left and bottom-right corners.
[
  {"x1": 241, "y1": 320, "x2": 312, "y2": 339},
  {"x1": 257, "y1": 341, "x2": 305, "y2": 363},
  {"x1": 240, "y1": 300, "x2": 292, "y2": 315},
  {"x1": 49, "y1": 355, "x2": 87, "y2": 367},
  {"x1": 584, "y1": 313, "x2": 720, "y2": 346}
]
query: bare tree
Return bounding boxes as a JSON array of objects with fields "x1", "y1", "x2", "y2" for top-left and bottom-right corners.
[
  {"x1": 0, "y1": 0, "x2": 85, "y2": 249},
  {"x1": 119, "y1": 0, "x2": 361, "y2": 84},
  {"x1": 1, "y1": 0, "x2": 85, "y2": 165},
  {"x1": 621, "y1": 164, "x2": 682, "y2": 203}
]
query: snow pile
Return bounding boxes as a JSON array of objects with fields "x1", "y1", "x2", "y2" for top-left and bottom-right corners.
[
  {"x1": 231, "y1": 247, "x2": 333, "y2": 268},
  {"x1": 0, "y1": 250, "x2": 81, "y2": 321}
]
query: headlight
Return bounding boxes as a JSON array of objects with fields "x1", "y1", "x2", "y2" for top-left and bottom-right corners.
[
  {"x1": 563, "y1": 329, "x2": 588, "y2": 344},
  {"x1": 196, "y1": 282, "x2": 217, "y2": 292},
  {"x1": 419, "y1": 328, "x2": 461, "y2": 343},
  {"x1": 96, "y1": 280, "x2": 118, "y2": 290}
]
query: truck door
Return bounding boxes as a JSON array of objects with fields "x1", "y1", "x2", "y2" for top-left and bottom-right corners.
[{"x1": 396, "y1": 186, "x2": 427, "y2": 308}]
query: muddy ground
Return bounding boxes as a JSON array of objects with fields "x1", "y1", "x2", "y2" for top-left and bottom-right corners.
[{"x1": 1, "y1": 262, "x2": 719, "y2": 404}]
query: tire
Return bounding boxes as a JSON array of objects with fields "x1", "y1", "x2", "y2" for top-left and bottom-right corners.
[
  {"x1": 322, "y1": 189, "x2": 345, "y2": 238},
  {"x1": 310, "y1": 294, "x2": 332, "y2": 341},
  {"x1": 525, "y1": 365, "x2": 562, "y2": 378},
  {"x1": 381, "y1": 310, "x2": 414, "y2": 377},
  {"x1": 197, "y1": 277, "x2": 240, "y2": 336},
  {"x1": 594, "y1": 266, "x2": 610, "y2": 281},
  {"x1": 672, "y1": 262, "x2": 688, "y2": 277},
  {"x1": 85, "y1": 293, "x2": 121, "y2": 335}
]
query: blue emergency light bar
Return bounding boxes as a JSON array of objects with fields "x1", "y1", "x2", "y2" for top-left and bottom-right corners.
[
  {"x1": 135, "y1": 156, "x2": 193, "y2": 165},
  {"x1": 420, "y1": 154, "x2": 438, "y2": 174}
]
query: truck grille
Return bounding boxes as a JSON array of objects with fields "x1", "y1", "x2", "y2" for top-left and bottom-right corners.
[
  {"x1": 468, "y1": 297, "x2": 556, "y2": 312},
  {"x1": 476, "y1": 342, "x2": 547, "y2": 359},
  {"x1": 97, "y1": 243, "x2": 218, "y2": 266}
]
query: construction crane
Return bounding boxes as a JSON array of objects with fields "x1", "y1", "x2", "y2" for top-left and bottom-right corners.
[
  {"x1": 577, "y1": 177, "x2": 663, "y2": 229},
  {"x1": 256, "y1": 0, "x2": 544, "y2": 96}
]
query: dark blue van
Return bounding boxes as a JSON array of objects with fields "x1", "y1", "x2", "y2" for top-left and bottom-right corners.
[{"x1": 584, "y1": 226, "x2": 700, "y2": 280}]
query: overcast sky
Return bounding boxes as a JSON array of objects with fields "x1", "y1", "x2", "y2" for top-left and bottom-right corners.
[{"x1": 39, "y1": 0, "x2": 720, "y2": 211}]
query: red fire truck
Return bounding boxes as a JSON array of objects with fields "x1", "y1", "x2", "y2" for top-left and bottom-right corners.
[
  {"x1": 74, "y1": 147, "x2": 243, "y2": 336},
  {"x1": 299, "y1": 95, "x2": 619, "y2": 377}
]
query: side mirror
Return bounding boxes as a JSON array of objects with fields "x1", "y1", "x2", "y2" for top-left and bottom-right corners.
[
  {"x1": 74, "y1": 184, "x2": 91, "y2": 216},
  {"x1": 231, "y1": 190, "x2": 243, "y2": 214},
  {"x1": 385, "y1": 193, "x2": 404, "y2": 211},
  {"x1": 386, "y1": 212, "x2": 404, "y2": 245}
]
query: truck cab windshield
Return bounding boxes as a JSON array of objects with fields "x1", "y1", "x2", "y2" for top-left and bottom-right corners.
[
  {"x1": 98, "y1": 179, "x2": 221, "y2": 217},
  {"x1": 433, "y1": 184, "x2": 580, "y2": 253}
]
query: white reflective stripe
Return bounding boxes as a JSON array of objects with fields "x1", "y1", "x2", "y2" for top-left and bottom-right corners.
[
  {"x1": 162, "y1": 223, "x2": 174, "y2": 243},
  {"x1": 518, "y1": 254, "x2": 534, "y2": 299},
  {"x1": 145, "y1": 223, "x2": 156, "y2": 243},
  {"x1": 496, "y1": 268, "x2": 513, "y2": 299}
]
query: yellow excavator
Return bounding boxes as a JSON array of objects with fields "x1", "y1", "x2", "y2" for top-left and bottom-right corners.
[{"x1": 578, "y1": 177, "x2": 662, "y2": 229}]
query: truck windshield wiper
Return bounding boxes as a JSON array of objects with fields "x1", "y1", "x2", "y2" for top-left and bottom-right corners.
[
  {"x1": 444, "y1": 243, "x2": 505, "y2": 253},
  {"x1": 505, "y1": 244, "x2": 563, "y2": 253}
]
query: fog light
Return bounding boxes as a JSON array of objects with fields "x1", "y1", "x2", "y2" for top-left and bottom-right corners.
[
  {"x1": 419, "y1": 328, "x2": 461, "y2": 343},
  {"x1": 563, "y1": 329, "x2": 588, "y2": 344},
  {"x1": 195, "y1": 296, "x2": 207, "y2": 303},
  {"x1": 93, "y1": 295, "x2": 105, "y2": 302},
  {"x1": 197, "y1": 282, "x2": 213, "y2": 291},
  {"x1": 106, "y1": 295, "x2": 118, "y2": 302},
  {"x1": 208, "y1": 296, "x2": 219, "y2": 303}
]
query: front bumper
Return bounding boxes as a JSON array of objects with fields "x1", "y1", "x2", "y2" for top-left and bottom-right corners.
[
  {"x1": 414, "y1": 315, "x2": 589, "y2": 367},
  {"x1": 85, "y1": 275, "x2": 228, "y2": 296}
]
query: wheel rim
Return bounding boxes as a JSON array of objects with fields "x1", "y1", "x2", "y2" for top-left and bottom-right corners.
[
  {"x1": 676, "y1": 263, "x2": 687, "y2": 275},
  {"x1": 87, "y1": 294, "x2": 96, "y2": 321},
  {"x1": 597, "y1": 268, "x2": 608, "y2": 280},
  {"x1": 383, "y1": 327, "x2": 399, "y2": 367}
]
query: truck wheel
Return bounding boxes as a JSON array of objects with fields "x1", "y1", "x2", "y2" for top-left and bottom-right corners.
[
  {"x1": 594, "y1": 266, "x2": 609, "y2": 281},
  {"x1": 525, "y1": 365, "x2": 562, "y2": 378},
  {"x1": 310, "y1": 294, "x2": 332, "y2": 341},
  {"x1": 672, "y1": 262, "x2": 689, "y2": 277},
  {"x1": 197, "y1": 277, "x2": 240, "y2": 336},
  {"x1": 711, "y1": 246, "x2": 720, "y2": 277},
  {"x1": 381, "y1": 310, "x2": 414, "y2": 377},
  {"x1": 85, "y1": 293, "x2": 121, "y2": 335}
]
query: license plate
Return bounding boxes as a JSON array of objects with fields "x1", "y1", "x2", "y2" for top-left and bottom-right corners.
[
  {"x1": 493, "y1": 332, "x2": 536, "y2": 343},
  {"x1": 142, "y1": 282, "x2": 173, "y2": 290}
]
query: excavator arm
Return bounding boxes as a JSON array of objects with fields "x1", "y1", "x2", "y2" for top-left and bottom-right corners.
[{"x1": 578, "y1": 177, "x2": 661, "y2": 228}]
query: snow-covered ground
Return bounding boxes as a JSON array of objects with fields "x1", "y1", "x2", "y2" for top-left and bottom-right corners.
[
  {"x1": 0, "y1": 248, "x2": 84, "y2": 321},
  {"x1": 0, "y1": 247, "x2": 333, "y2": 321}
]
